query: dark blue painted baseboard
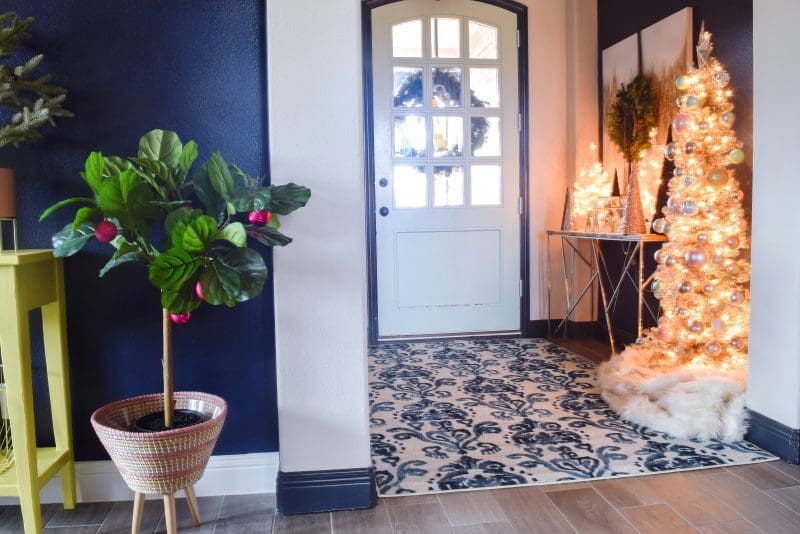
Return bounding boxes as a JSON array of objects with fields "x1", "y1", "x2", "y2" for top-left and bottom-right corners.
[
  {"x1": 276, "y1": 467, "x2": 377, "y2": 515},
  {"x1": 746, "y1": 410, "x2": 800, "y2": 464}
]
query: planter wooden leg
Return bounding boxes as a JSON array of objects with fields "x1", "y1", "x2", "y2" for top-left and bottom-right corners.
[
  {"x1": 184, "y1": 486, "x2": 201, "y2": 526},
  {"x1": 131, "y1": 492, "x2": 145, "y2": 534},
  {"x1": 163, "y1": 493, "x2": 177, "y2": 534}
]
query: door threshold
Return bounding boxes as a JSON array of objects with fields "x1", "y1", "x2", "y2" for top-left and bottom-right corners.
[{"x1": 377, "y1": 330, "x2": 522, "y2": 344}]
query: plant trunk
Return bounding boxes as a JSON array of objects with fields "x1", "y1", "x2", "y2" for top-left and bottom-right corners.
[{"x1": 162, "y1": 308, "x2": 174, "y2": 427}]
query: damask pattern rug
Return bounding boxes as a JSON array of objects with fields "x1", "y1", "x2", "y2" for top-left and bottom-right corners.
[{"x1": 369, "y1": 338, "x2": 774, "y2": 496}]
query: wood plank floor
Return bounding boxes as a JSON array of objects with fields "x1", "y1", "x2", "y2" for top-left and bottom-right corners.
[{"x1": 2, "y1": 338, "x2": 795, "y2": 533}]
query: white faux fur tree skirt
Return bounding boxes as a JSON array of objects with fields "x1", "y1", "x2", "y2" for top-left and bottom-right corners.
[{"x1": 598, "y1": 345, "x2": 748, "y2": 442}]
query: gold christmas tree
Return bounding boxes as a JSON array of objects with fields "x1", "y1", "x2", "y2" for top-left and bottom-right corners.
[{"x1": 644, "y1": 29, "x2": 750, "y2": 370}]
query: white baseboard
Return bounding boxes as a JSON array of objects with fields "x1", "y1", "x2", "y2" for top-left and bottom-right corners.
[{"x1": 0, "y1": 452, "x2": 279, "y2": 505}]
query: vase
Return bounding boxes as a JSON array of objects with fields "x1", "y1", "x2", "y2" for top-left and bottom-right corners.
[
  {"x1": 0, "y1": 168, "x2": 15, "y2": 218},
  {"x1": 619, "y1": 164, "x2": 646, "y2": 234}
]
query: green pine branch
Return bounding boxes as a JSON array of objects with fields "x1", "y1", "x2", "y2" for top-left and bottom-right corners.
[{"x1": 0, "y1": 12, "x2": 72, "y2": 149}]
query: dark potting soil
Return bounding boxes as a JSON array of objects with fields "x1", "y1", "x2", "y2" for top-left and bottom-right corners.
[{"x1": 133, "y1": 409, "x2": 206, "y2": 432}]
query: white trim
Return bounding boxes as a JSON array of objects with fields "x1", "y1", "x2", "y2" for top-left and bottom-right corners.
[{"x1": 0, "y1": 452, "x2": 278, "y2": 505}]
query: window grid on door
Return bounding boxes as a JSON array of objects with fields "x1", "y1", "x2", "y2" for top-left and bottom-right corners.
[{"x1": 390, "y1": 16, "x2": 503, "y2": 210}]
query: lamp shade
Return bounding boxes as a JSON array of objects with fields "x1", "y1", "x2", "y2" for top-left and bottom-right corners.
[{"x1": 0, "y1": 168, "x2": 15, "y2": 218}]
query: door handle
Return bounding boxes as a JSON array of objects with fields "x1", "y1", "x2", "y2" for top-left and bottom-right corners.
[
  {"x1": 378, "y1": 178, "x2": 389, "y2": 187},
  {"x1": 379, "y1": 207, "x2": 389, "y2": 217}
]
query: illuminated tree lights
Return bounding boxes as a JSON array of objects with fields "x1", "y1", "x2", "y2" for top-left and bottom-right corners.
[{"x1": 645, "y1": 29, "x2": 750, "y2": 370}]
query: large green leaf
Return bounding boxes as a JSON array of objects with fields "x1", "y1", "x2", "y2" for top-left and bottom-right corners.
[
  {"x1": 165, "y1": 207, "x2": 201, "y2": 244},
  {"x1": 218, "y1": 222, "x2": 246, "y2": 247},
  {"x1": 39, "y1": 197, "x2": 95, "y2": 221},
  {"x1": 161, "y1": 282, "x2": 201, "y2": 314},
  {"x1": 202, "y1": 248, "x2": 267, "y2": 305},
  {"x1": 83, "y1": 151, "x2": 105, "y2": 193},
  {"x1": 52, "y1": 223, "x2": 94, "y2": 257},
  {"x1": 232, "y1": 186, "x2": 271, "y2": 212},
  {"x1": 193, "y1": 161, "x2": 226, "y2": 218},
  {"x1": 148, "y1": 247, "x2": 202, "y2": 290},
  {"x1": 178, "y1": 140, "x2": 198, "y2": 183},
  {"x1": 206, "y1": 152, "x2": 235, "y2": 202},
  {"x1": 99, "y1": 237, "x2": 145, "y2": 277},
  {"x1": 246, "y1": 225, "x2": 292, "y2": 247},
  {"x1": 266, "y1": 183, "x2": 311, "y2": 215},
  {"x1": 97, "y1": 169, "x2": 157, "y2": 232},
  {"x1": 138, "y1": 129, "x2": 183, "y2": 169},
  {"x1": 182, "y1": 215, "x2": 218, "y2": 253},
  {"x1": 72, "y1": 207, "x2": 97, "y2": 230},
  {"x1": 103, "y1": 156, "x2": 133, "y2": 177}
]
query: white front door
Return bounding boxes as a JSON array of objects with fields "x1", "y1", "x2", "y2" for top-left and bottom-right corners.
[{"x1": 373, "y1": 0, "x2": 521, "y2": 338}]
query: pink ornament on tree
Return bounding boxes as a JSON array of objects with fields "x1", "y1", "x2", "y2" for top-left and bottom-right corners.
[
  {"x1": 672, "y1": 113, "x2": 691, "y2": 134},
  {"x1": 94, "y1": 220, "x2": 118, "y2": 243},
  {"x1": 169, "y1": 312, "x2": 191, "y2": 325},
  {"x1": 248, "y1": 210, "x2": 271, "y2": 226}
]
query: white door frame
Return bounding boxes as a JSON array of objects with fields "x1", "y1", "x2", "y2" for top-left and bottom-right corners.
[{"x1": 362, "y1": 0, "x2": 530, "y2": 344}]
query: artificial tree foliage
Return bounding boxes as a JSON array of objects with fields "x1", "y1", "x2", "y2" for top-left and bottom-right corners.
[
  {"x1": 42, "y1": 129, "x2": 310, "y2": 427},
  {"x1": 0, "y1": 12, "x2": 73, "y2": 149}
]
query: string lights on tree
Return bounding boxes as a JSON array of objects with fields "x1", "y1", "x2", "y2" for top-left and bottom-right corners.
[{"x1": 599, "y1": 27, "x2": 751, "y2": 441}]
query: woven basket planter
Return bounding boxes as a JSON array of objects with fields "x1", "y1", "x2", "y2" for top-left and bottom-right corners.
[{"x1": 91, "y1": 391, "x2": 227, "y2": 495}]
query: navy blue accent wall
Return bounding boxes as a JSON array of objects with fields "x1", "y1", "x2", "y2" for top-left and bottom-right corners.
[
  {"x1": 2, "y1": 0, "x2": 276, "y2": 461},
  {"x1": 596, "y1": 1, "x2": 753, "y2": 343}
]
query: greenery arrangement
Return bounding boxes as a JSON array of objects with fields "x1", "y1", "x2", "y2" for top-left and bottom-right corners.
[
  {"x1": 41, "y1": 129, "x2": 310, "y2": 427},
  {"x1": 0, "y1": 12, "x2": 72, "y2": 149},
  {"x1": 607, "y1": 73, "x2": 656, "y2": 166}
]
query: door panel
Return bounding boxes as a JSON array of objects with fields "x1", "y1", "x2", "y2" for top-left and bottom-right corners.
[{"x1": 373, "y1": 0, "x2": 520, "y2": 337}]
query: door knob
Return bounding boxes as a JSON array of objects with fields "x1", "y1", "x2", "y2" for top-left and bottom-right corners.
[
  {"x1": 379, "y1": 207, "x2": 389, "y2": 217},
  {"x1": 378, "y1": 178, "x2": 389, "y2": 187}
]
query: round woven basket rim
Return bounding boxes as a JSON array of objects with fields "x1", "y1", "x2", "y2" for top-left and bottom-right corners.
[{"x1": 91, "y1": 391, "x2": 227, "y2": 439}]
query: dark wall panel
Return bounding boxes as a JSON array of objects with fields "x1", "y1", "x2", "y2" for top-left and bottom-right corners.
[{"x1": 3, "y1": 0, "x2": 276, "y2": 460}]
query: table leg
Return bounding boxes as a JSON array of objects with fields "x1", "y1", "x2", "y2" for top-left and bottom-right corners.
[
  {"x1": 164, "y1": 494, "x2": 177, "y2": 534},
  {"x1": 592, "y1": 240, "x2": 617, "y2": 355},
  {"x1": 546, "y1": 233, "x2": 551, "y2": 337},
  {"x1": 131, "y1": 492, "x2": 145, "y2": 534},
  {"x1": 638, "y1": 240, "x2": 645, "y2": 339}
]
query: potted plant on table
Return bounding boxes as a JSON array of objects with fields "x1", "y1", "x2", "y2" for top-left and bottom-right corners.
[
  {"x1": 0, "y1": 12, "x2": 72, "y2": 247},
  {"x1": 40, "y1": 129, "x2": 310, "y2": 533}
]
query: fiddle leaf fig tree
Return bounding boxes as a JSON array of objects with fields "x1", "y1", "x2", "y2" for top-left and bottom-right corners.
[{"x1": 41, "y1": 129, "x2": 310, "y2": 428}]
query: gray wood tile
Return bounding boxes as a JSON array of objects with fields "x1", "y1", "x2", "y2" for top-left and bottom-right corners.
[
  {"x1": 450, "y1": 521, "x2": 516, "y2": 533},
  {"x1": 387, "y1": 502, "x2": 452, "y2": 534},
  {"x1": 491, "y1": 487, "x2": 574, "y2": 534},
  {"x1": 330, "y1": 500, "x2": 392, "y2": 534},
  {"x1": 213, "y1": 514, "x2": 273, "y2": 534},
  {"x1": 437, "y1": 490, "x2": 506, "y2": 526},
  {"x1": 621, "y1": 504, "x2": 697, "y2": 533},
  {"x1": 98, "y1": 499, "x2": 162, "y2": 534},
  {"x1": 154, "y1": 496, "x2": 223, "y2": 534},
  {"x1": 767, "y1": 485, "x2": 800, "y2": 514},
  {"x1": 218, "y1": 494, "x2": 275, "y2": 520},
  {"x1": 273, "y1": 512, "x2": 331, "y2": 534},
  {"x1": 0, "y1": 503, "x2": 60, "y2": 533},
  {"x1": 728, "y1": 463, "x2": 800, "y2": 490},
  {"x1": 699, "y1": 520, "x2": 763, "y2": 534},
  {"x1": 382, "y1": 495, "x2": 439, "y2": 507},
  {"x1": 545, "y1": 487, "x2": 637, "y2": 534},
  {"x1": 770, "y1": 461, "x2": 800, "y2": 483},
  {"x1": 631, "y1": 471, "x2": 741, "y2": 526},
  {"x1": 691, "y1": 469, "x2": 800, "y2": 534},
  {"x1": 47, "y1": 502, "x2": 115, "y2": 528},
  {"x1": 43, "y1": 527, "x2": 100, "y2": 533},
  {"x1": 591, "y1": 476, "x2": 664, "y2": 508}
]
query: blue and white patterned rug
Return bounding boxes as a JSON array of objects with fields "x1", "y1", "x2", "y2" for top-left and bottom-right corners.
[{"x1": 369, "y1": 338, "x2": 774, "y2": 495}]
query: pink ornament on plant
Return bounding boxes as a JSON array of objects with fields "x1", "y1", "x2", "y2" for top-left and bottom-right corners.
[
  {"x1": 94, "y1": 220, "x2": 118, "y2": 243},
  {"x1": 195, "y1": 281, "x2": 204, "y2": 301},
  {"x1": 169, "y1": 312, "x2": 191, "y2": 325},
  {"x1": 248, "y1": 210, "x2": 271, "y2": 226}
]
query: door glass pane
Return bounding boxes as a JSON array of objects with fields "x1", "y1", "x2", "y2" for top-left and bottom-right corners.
[
  {"x1": 432, "y1": 116, "x2": 463, "y2": 157},
  {"x1": 471, "y1": 165, "x2": 502, "y2": 205},
  {"x1": 393, "y1": 67, "x2": 423, "y2": 108},
  {"x1": 469, "y1": 21, "x2": 498, "y2": 59},
  {"x1": 471, "y1": 116, "x2": 501, "y2": 156},
  {"x1": 431, "y1": 67, "x2": 462, "y2": 108},
  {"x1": 394, "y1": 115, "x2": 426, "y2": 158},
  {"x1": 394, "y1": 165, "x2": 427, "y2": 208},
  {"x1": 433, "y1": 166, "x2": 464, "y2": 207},
  {"x1": 470, "y1": 68, "x2": 500, "y2": 108},
  {"x1": 393, "y1": 19, "x2": 422, "y2": 57},
  {"x1": 431, "y1": 17, "x2": 460, "y2": 58}
]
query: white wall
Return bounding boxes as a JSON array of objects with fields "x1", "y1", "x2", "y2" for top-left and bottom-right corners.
[
  {"x1": 747, "y1": 0, "x2": 800, "y2": 429},
  {"x1": 268, "y1": 0, "x2": 372, "y2": 472}
]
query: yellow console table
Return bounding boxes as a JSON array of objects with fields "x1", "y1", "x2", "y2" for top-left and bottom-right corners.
[{"x1": 0, "y1": 250, "x2": 76, "y2": 533}]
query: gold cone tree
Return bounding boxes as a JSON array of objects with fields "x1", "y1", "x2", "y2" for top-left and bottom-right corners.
[{"x1": 645, "y1": 29, "x2": 750, "y2": 370}]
